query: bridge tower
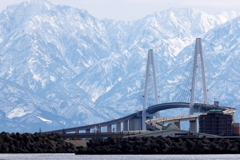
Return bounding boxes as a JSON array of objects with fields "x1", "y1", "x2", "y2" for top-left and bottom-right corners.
[
  {"x1": 142, "y1": 49, "x2": 159, "y2": 130},
  {"x1": 189, "y1": 38, "x2": 208, "y2": 132}
]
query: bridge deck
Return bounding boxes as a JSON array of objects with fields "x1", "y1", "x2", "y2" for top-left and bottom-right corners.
[{"x1": 45, "y1": 102, "x2": 236, "y2": 134}]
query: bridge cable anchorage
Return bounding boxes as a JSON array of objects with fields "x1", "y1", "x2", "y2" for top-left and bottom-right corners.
[{"x1": 142, "y1": 49, "x2": 159, "y2": 130}]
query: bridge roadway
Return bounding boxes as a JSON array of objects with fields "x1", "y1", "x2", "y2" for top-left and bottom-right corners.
[
  {"x1": 46, "y1": 102, "x2": 236, "y2": 135},
  {"x1": 146, "y1": 103, "x2": 236, "y2": 131}
]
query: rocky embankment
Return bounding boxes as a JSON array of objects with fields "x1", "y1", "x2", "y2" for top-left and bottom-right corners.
[
  {"x1": 0, "y1": 132, "x2": 77, "y2": 153},
  {"x1": 76, "y1": 136, "x2": 240, "y2": 154},
  {"x1": 1, "y1": 132, "x2": 240, "y2": 154}
]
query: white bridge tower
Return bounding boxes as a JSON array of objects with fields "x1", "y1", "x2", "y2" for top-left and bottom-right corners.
[
  {"x1": 189, "y1": 38, "x2": 208, "y2": 132},
  {"x1": 142, "y1": 49, "x2": 159, "y2": 130}
]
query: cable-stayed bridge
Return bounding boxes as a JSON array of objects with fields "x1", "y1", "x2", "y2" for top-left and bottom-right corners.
[{"x1": 45, "y1": 38, "x2": 236, "y2": 135}]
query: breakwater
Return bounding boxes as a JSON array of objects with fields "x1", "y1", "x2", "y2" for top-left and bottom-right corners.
[
  {"x1": 1, "y1": 131, "x2": 240, "y2": 154},
  {"x1": 76, "y1": 136, "x2": 240, "y2": 154},
  {"x1": 0, "y1": 132, "x2": 77, "y2": 153}
]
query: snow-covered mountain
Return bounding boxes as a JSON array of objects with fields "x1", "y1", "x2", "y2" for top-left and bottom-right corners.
[{"x1": 0, "y1": 0, "x2": 240, "y2": 132}]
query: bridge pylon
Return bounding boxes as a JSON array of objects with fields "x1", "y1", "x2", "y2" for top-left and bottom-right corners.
[
  {"x1": 142, "y1": 49, "x2": 159, "y2": 130},
  {"x1": 189, "y1": 38, "x2": 208, "y2": 132}
]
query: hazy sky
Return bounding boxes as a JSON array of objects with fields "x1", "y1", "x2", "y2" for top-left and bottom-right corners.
[{"x1": 0, "y1": 0, "x2": 240, "y2": 21}]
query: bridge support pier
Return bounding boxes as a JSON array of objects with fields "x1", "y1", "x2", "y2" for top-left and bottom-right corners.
[
  {"x1": 174, "y1": 121, "x2": 181, "y2": 129},
  {"x1": 107, "y1": 125, "x2": 112, "y2": 132},
  {"x1": 75, "y1": 130, "x2": 80, "y2": 134},
  {"x1": 97, "y1": 126, "x2": 102, "y2": 133},
  {"x1": 85, "y1": 128, "x2": 90, "y2": 133},
  {"x1": 123, "y1": 120, "x2": 129, "y2": 131},
  {"x1": 130, "y1": 118, "x2": 141, "y2": 131},
  {"x1": 189, "y1": 119, "x2": 198, "y2": 132},
  {"x1": 116, "y1": 122, "x2": 121, "y2": 132}
]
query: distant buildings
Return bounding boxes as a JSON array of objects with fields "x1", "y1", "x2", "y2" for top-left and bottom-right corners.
[
  {"x1": 232, "y1": 123, "x2": 240, "y2": 135},
  {"x1": 199, "y1": 109, "x2": 233, "y2": 136},
  {"x1": 162, "y1": 123, "x2": 180, "y2": 130}
]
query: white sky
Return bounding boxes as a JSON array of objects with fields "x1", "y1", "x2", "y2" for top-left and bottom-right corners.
[{"x1": 0, "y1": 0, "x2": 240, "y2": 21}]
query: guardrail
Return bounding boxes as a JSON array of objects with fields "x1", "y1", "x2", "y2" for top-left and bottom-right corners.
[{"x1": 60, "y1": 131, "x2": 152, "y2": 140}]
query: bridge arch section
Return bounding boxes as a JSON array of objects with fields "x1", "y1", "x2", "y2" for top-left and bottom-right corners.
[
  {"x1": 146, "y1": 102, "x2": 190, "y2": 114},
  {"x1": 146, "y1": 102, "x2": 229, "y2": 115}
]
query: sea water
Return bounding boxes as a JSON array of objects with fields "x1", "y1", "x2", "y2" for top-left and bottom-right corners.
[{"x1": 0, "y1": 154, "x2": 240, "y2": 160}]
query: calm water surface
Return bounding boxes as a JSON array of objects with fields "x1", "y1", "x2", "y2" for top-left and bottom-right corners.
[{"x1": 0, "y1": 154, "x2": 240, "y2": 160}]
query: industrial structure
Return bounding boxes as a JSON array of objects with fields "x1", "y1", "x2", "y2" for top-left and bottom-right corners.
[{"x1": 45, "y1": 38, "x2": 237, "y2": 138}]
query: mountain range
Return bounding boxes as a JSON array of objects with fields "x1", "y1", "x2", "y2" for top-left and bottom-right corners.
[{"x1": 0, "y1": 0, "x2": 240, "y2": 132}]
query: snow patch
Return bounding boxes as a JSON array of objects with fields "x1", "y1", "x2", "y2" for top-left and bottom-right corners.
[
  {"x1": 167, "y1": 79, "x2": 178, "y2": 83},
  {"x1": 135, "y1": 80, "x2": 141, "y2": 88},
  {"x1": 214, "y1": 45, "x2": 223, "y2": 51},
  {"x1": 33, "y1": 74, "x2": 41, "y2": 81},
  {"x1": 37, "y1": 116, "x2": 52, "y2": 124},
  {"x1": 106, "y1": 86, "x2": 112, "y2": 92},
  {"x1": 7, "y1": 107, "x2": 32, "y2": 119},
  {"x1": 60, "y1": 120, "x2": 66, "y2": 125},
  {"x1": 50, "y1": 75, "x2": 56, "y2": 82}
]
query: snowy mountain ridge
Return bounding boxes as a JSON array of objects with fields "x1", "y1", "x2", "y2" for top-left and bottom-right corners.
[{"x1": 0, "y1": 0, "x2": 240, "y2": 132}]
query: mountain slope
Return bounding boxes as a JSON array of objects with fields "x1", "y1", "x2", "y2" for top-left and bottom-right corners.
[{"x1": 0, "y1": 0, "x2": 240, "y2": 132}]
